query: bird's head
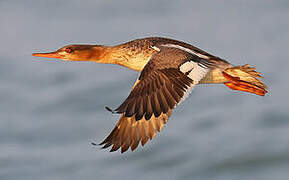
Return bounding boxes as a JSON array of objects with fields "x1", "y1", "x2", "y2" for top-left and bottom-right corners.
[{"x1": 32, "y1": 44, "x2": 107, "y2": 61}]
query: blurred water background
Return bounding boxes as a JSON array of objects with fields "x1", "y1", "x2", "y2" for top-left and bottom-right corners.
[{"x1": 1, "y1": 0, "x2": 289, "y2": 179}]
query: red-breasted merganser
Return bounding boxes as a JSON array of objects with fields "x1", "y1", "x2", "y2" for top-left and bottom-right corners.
[{"x1": 33, "y1": 37, "x2": 267, "y2": 153}]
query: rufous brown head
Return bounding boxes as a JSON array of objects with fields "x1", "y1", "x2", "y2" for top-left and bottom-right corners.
[{"x1": 32, "y1": 44, "x2": 107, "y2": 61}]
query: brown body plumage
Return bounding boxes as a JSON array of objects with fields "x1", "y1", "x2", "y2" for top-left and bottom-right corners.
[{"x1": 33, "y1": 37, "x2": 267, "y2": 153}]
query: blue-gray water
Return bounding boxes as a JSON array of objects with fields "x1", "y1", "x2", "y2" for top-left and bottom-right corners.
[{"x1": 1, "y1": 0, "x2": 289, "y2": 179}]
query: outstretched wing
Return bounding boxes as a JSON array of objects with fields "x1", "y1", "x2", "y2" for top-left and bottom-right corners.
[
  {"x1": 99, "y1": 109, "x2": 172, "y2": 153},
  {"x1": 99, "y1": 46, "x2": 212, "y2": 153}
]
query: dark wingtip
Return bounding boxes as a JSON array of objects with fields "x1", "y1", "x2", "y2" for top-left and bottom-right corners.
[
  {"x1": 91, "y1": 141, "x2": 115, "y2": 153},
  {"x1": 91, "y1": 141, "x2": 107, "y2": 147},
  {"x1": 109, "y1": 146, "x2": 120, "y2": 152},
  {"x1": 91, "y1": 142, "x2": 98, "y2": 146},
  {"x1": 105, "y1": 106, "x2": 117, "y2": 113}
]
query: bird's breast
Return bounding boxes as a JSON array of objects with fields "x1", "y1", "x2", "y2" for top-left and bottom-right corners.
[{"x1": 110, "y1": 45, "x2": 157, "y2": 72}]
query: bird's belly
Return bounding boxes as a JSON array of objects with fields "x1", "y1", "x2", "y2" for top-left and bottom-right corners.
[{"x1": 199, "y1": 68, "x2": 228, "y2": 84}]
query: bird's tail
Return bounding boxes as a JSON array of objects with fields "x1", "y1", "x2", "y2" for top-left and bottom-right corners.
[{"x1": 222, "y1": 64, "x2": 267, "y2": 96}]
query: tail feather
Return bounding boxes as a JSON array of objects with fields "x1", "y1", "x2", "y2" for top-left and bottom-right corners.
[{"x1": 223, "y1": 64, "x2": 267, "y2": 96}]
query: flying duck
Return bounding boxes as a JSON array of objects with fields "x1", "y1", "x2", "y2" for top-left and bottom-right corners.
[{"x1": 33, "y1": 37, "x2": 267, "y2": 153}]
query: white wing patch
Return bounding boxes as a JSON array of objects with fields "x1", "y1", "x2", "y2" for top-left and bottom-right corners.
[
  {"x1": 161, "y1": 44, "x2": 210, "y2": 59},
  {"x1": 151, "y1": 46, "x2": 161, "y2": 52},
  {"x1": 180, "y1": 61, "x2": 209, "y2": 83},
  {"x1": 177, "y1": 61, "x2": 210, "y2": 105},
  {"x1": 179, "y1": 61, "x2": 195, "y2": 73}
]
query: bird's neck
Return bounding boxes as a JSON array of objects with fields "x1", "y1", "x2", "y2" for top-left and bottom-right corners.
[
  {"x1": 90, "y1": 45, "x2": 151, "y2": 72},
  {"x1": 88, "y1": 46, "x2": 119, "y2": 64}
]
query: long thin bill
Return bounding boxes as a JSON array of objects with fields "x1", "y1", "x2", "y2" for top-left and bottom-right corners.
[{"x1": 32, "y1": 51, "x2": 63, "y2": 59}]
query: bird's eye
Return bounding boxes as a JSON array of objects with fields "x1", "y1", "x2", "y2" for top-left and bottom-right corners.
[{"x1": 65, "y1": 48, "x2": 73, "y2": 53}]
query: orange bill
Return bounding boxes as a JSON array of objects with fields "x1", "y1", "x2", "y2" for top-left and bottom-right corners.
[{"x1": 32, "y1": 51, "x2": 63, "y2": 59}]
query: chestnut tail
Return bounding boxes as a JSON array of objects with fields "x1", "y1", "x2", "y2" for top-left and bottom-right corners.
[{"x1": 223, "y1": 64, "x2": 267, "y2": 96}]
